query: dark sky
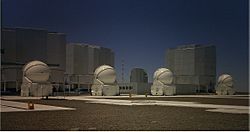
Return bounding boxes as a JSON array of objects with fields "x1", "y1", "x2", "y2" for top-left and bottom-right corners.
[{"x1": 2, "y1": 0, "x2": 249, "y2": 92}]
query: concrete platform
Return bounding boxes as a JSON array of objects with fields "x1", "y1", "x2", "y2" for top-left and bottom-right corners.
[
  {"x1": 1, "y1": 95, "x2": 249, "y2": 114},
  {"x1": 1, "y1": 96, "x2": 249, "y2": 130},
  {"x1": 1, "y1": 94, "x2": 249, "y2": 100},
  {"x1": 0, "y1": 99, "x2": 75, "y2": 112},
  {"x1": 71, "y1": 94, "x2": 250, "y2": 99},
  {"x1": 65, "y1": 97, "x2": 250, "y2": 114}
]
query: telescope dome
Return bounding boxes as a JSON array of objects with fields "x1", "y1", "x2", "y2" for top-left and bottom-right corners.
[
  {"x1": 23, "y1": 60, "x2": 50, "y2": 82},
  {"x1": 94, "y1": 65, "x2": 116, "y2": 84},
  {"x1": 153, "y1": 68, "x2": 173, "y2": 85},
  {"x1": 218, "y1": 74, "x2": 233, "y2": 87}
]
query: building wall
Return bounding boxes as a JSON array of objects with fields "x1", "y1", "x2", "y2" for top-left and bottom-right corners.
[
  {"x1": 73, "y1": 44, "x2": 88, "y2": 74},
  {"x1": 47, "y1": 32, "x2": 66, "y2": 70},
  {"x1": 2, "y1": 28, "x2": 16, "y2": 62},
  {"x1": 2, "y1": 28, "x2": 49, "y2": 90},
  {"x1": 130, "y1": 68, "x2": 148, "y2": 83},
  {"x1": 50, "y1": 67, "x2": 65, "y2": 84},
  {"x1": 134, "y1": 82, "x2": 151, "y2": 95},
  {"x1": 15, "y1": 28, "x2": 48, "y2": 63},
  {"x1": 66, "y1": 44, "x2": 93, "y2": 86},
  {"x1": 88, "y1": 45, "x2": 98, "y2": 74},
  {"x1": 47, "y1": 33, "x2": 66, "y2": 84},
  {"x1": 195, "y1": 46, "x2": 216, "y2": 76},
  {"x1": 119, "y1": 82, "x2": 151, "y2": 95},
  {"x1": 66, "y1": 43, "x2": 115, "y2": 89},
  {"x1": 119, "y1": 83, "x2": 135, "y2": 94},
  {"x1": 166, "y1": 44, "x2": 216, "y2": 94},
  {"x1": 1, "y1": 27, "x2": 66, "y2": 92},
  {"x1": 175, "y1": 84, "x2": 197, "y2": 94},
  {"x1": 66, "y1": 44, "x2": 74, "y2": 74},
  {"x1": 1, "y1": 29, "x2": 18, "y2": 84},
  {"x1": 99, "y1": 47, "x2": 115, "y2": 67},
  {"x1": 166, "y1": 49, "x2": 175, "y2": 73},
  {"x1": 174, "y1": 48, "x2": 195, "y2": 75}
]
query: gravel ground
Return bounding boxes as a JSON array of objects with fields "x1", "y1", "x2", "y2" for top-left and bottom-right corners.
[
  {"x1": 1, "y1": 99, "x2": 249, "y2": 131},
  {"x1": 105, "y1": 97, "x2": 249, "y2": 106}
]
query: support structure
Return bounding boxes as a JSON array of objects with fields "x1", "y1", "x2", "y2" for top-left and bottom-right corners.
[
  {"x1": 151, "y1": 68, "x2": 176, "y2": 96},
  {"x1": 21, "y1": 61, "x2": 52, "y2": 97},
  {"x1": 91, "y1": 65, "x2": 119, "y2": 96},
  {"x1": 216, "y1": 74, "x2": 235, "y2": 95}
]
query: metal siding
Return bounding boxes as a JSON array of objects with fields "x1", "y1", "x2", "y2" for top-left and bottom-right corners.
[
  {"x1": 174, "y1": 48, "x2": 195, "y2": 76},
  {"x1": 87, "y1": 46, "x2": 94, "y2": 74},
  {"x1": 66, "y1": 44, "x2": 74, "y2": 74},
  {"x1": 1, "y1": 29, "x2": 17, "y2": 62},
  {"x1": 47, "y1": 33, "x2": 66, "y2": 70},
  {"x1": 93, "y1": 48, "x2": 100, "y2": 71},
  {"x1": 166, "y1": 45, "x2": 216, "y2": 94},
  {"x1": 130, "y1": 68, "x2": 148, "y2": 83},
  {"x1": 66, "y1": 43, "x2": 114, "y2": 85},
  {"x1": 16, "y1": 28, "x2": 48, "y2": 63},
  {"x1": 47, "y1": 33, "x2": 66, "y2": 84},
  {"x1": 73, "y1": 45, "x2": 87, "y2": 74},
  {"x1": 166, "y1": 49, "x2": 175, "y2": 73}
]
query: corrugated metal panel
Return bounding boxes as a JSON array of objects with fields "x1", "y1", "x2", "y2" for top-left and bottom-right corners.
[
  {"x1": 66, "y1": 44, "x2": 74, "y2": 74},
  {"x1": 16, "y1": 28, "x2": 48, "y2": 63},
  {"x1": 130, "y1": 68, "x2": 148, "y2": 83},
  {"x1": 166, "y1": 44, "x2": 216, "y2": 93},
  {"x1": 47, "y1": 33, "x2": 66, "y2": 71}
]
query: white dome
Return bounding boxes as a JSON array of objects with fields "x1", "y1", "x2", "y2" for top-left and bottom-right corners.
[
  {"x1": 218, "y1": 74, "x2": 233, "y2": 87},
  {"x1": 153, "y1": 68, "x2": 173, "y2": 85},
  {"x1": 94, "y1": 65, "x2": 116, "y2": 84},
  {"x1": 23, "y1": 60, "x2": 50, "y2": 82}
]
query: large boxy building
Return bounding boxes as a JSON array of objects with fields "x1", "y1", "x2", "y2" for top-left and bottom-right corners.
[
  {"x1": 119, "y1": 68, "x2": 151, "y2": 95},
  {"x1": 166, "y1": 44, "x2": 216, "y2": 94},
  {"x1": 130, "y1": 68, "x2": 148, "y2": 83},
  {"x1": 1, "y1": 27, "x2": 66, "y2": 92},
  {"x1": 65, "y1": 43, "x2": 114, "y2": 90}
]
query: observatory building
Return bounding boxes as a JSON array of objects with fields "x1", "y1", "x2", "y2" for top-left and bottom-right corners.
[
  {"x1": 1, "y1": 27, "x2": 66, "y2": 93},
  {"x1": 130, "y1": 68, "x2": 148, "y2": 83},
  {"x1": 151, "y1": 68, "x2": 176, "y2": 96},
  {"x1": 119, "y1": 68, "x2": 151, "y2": 95},
  {"x1": 166, "y1": 44, "x2": 216, "y2": 94},
  {"x1": 21, "y1": 61, "x2": 53, "y2": 97},
  {"x1": 65, "y1": 43, "x2": 115, "y2": 92},
  {"x1": 216, "y1": 74, "x2": 235, "y2": 95},
  {"x1": 91, "y1": 65, "x2": 119, "y2": 96}
]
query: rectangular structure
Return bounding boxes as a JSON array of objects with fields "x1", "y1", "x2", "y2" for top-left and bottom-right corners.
[
  {"x1": 130, "y1": 68, "x2": 148, "y2": 83},
  {"x1": 166, "y1": 44, "x2": 216, "y2": 94},
  {"x1": 66, "y1": 43, "x2": 115, "y2": 90},
  {"x1": 15, "y1": 28, "x2": 48, "y2": 63},
  {"x1": 47, "y1": 32, "x2": 66, "y2": 70},
  {"x1": 1, "y1": 27, "x2": 66, "y2": 92},
  {"x1": 119, "y1": 82, "x2": 152, "y2": 95}
]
